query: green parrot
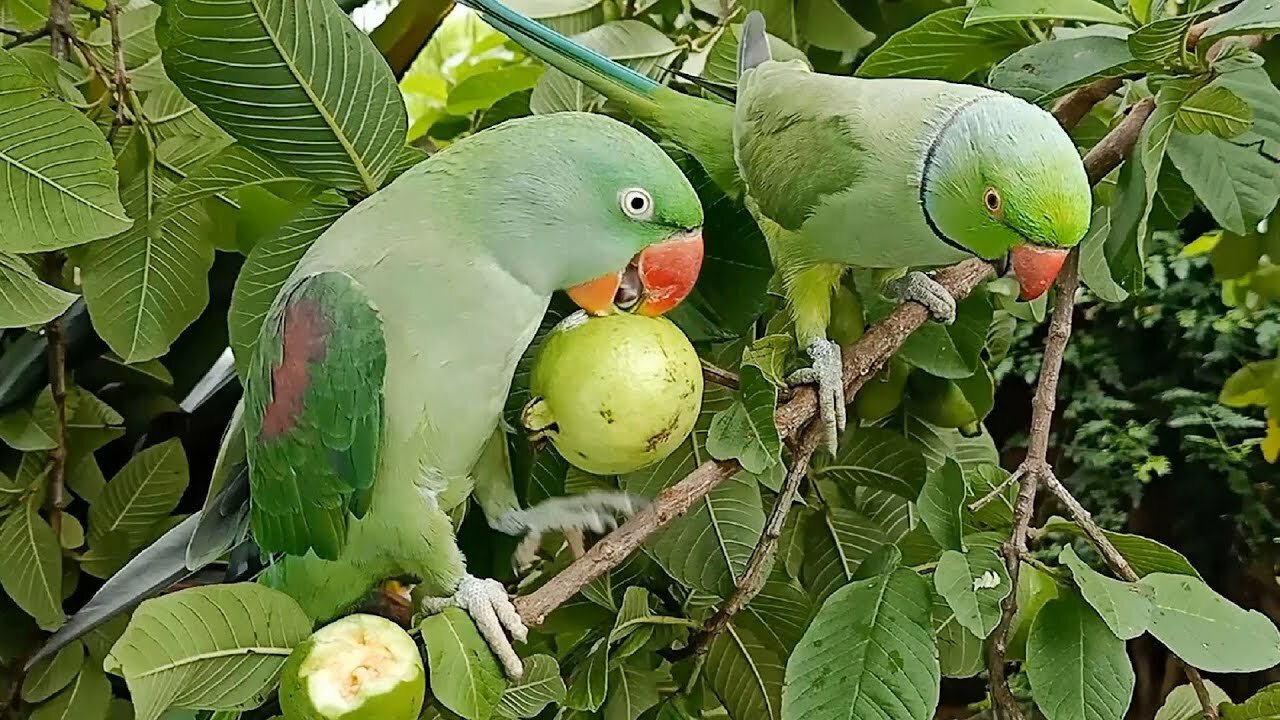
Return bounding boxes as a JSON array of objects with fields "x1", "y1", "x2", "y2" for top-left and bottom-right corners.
[
  {"x1": 453, "y1": 2, "x2": 1093, "y2": 452},
  {"x1": 30, "y1": 111, "x2": 705, "y2": 679}
]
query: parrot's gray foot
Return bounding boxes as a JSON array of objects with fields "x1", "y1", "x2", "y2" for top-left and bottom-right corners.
[
  {"x1": 421, "y1": 574, "x2": 527, "y2": 679},
  {"x1": 495, "y1": 491, "x2": 649, "y2": 570},
  {"x1": 786, "y1": 338, "x2": 845, "y2": 456},
  {"x1": 884, "y1": 271, "x2": 956, "y2": 324}
]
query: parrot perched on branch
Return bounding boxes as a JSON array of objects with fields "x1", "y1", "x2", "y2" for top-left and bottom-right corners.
[
  {"x1": 31, "y1": 112, "x2": 705, "y2": 679},
  {"x1": 455, "y1": 0, "x2": 1093, "y2": 452}
]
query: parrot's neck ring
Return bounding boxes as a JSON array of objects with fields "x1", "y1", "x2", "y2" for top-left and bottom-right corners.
[{"x1": 917, "y1": 94, "x2": 994, "y2": 258}]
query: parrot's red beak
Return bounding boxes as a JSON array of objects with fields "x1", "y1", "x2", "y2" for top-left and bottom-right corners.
[
  {"x1": 1009, "y1": 244, "x2": 1069, "y2": 300},
  {"x1": 567, "y1": 229, "x2": 704, "y2": 316}
]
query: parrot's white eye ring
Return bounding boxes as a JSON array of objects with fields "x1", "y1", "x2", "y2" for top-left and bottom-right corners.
[
  {"x1": 983, "y1": 187, "x2": 1003, "y2": 215},
  {"x1": 620, "y1": 188, "x2": 654, "y2": 220}
]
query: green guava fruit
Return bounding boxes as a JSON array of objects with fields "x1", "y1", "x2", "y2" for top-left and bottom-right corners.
[
  {"x1": 524, "y1": 311, "x2": 703, "y2": 475},
  {"x1": 828, "y1": 284, "x2": 866, "y2": 346},
  {"x1": 854, "y1": 356, "x2": 908, "y2": 421},
  {"x1": 279, "y1": 614, "x2": 425, "y2": 720}
]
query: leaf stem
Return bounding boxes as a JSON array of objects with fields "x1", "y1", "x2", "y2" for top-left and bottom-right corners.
[
  {"x1": 104, "y1": 0, "x2": 130, "y2": 141},
  {"x1": 700, "y1": 359, "x2": 739, "y2": 390},
  {"x1": 42, "y1": 254, "x2": 69, "y2": 545}
]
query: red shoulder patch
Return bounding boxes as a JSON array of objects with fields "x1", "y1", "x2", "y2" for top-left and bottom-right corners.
[{"x1": 261, "y1": 299, "x2": 331, "y2": 440}]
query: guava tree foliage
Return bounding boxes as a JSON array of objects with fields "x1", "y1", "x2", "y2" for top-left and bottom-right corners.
[{"x1": 0, "y1": 0, "x2": 1277, "y2": 719}]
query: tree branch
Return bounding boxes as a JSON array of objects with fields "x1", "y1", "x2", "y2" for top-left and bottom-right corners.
[
  {"x1": 42, "y1": 258, "x2": 69, "y2": 544},
  {"x1": 700, "y1": 359, "x2": 740, "y2": 390},
  {"x1": 513, "y1": 258, "x2": 995, "y2": 627},
  {"x1": 104, "y1": 0, "x2": 131, "y2": 139},
  {"x1": 48, "y1": 0, "x2": 70, "y2": 58}
]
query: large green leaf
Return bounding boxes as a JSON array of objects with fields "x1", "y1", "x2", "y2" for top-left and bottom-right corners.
[
  {"x1": 1140, "y1": 573, "x2": 1280, "y2": 672},
  {"x1": 75, "y1": 135, "x2": 217, "y2": 362},
  {"x1": 1079, "y1": 206, "x2": 1131, "y2": 302},
  {"x1": 1026, "y1": 592, "x2": 1135, "y2": 720},
  {"x1": 1059, "y1": 545, "x2": 1151, "y2": 640},
  {"x1": 934, "y1": 546, "x2": 1010, "y2": 639},
  {"x1": 932, "y1": 589, "x2": 984, "y2": 678},
  {"x1": 706, "y1": 366, "x2": 780, "y2": 475},
  {"x1": 105, "y1": 584, "x2": 312, "y2": 720},
  {"x1": 1157, "y1": 681, "x2": 1229, "y2": 720},
  {"x1": 0, "y1": 494, "x2": 63, "y2": 630},
  {"x1": 706, "y1": 613, "x2": 788, "y2": 720},
  {"x1": 530, "y1": 21, "x2": 676, "y2": 114},
  {"x1": 603, "y1": 663, "x2": 660, "y2": 720},
  {"x1": 496, "y1": 654, "x2": 565, "y2": 719},
  {"x1": 420, "y1": 608, "x2": 506, "y2": 720},
  {"x1": 1202, "y1": 0, "x2": 1280, "y2": 43},
  {"x1": 0, "y1": 51, "x2": 130, "y2": 252},
  {"x1": 86, "y1": 0, "x2": 165, "y2": 92},
  {"x1": 701, "y1": 22, "x2": 807, "y2": 85},
  {"x1": 1175, "y1": 85, "x2": 1253, "y2": 138},
  {"x1": 856, "y1": 7, "x2": 1032, "y2": 81},
  {"x1": 1222, "y1": 683, "x2": 1280, "y2": 720},
  {"x1": 988, "y1": 36, "x2": 1143, "y2": 103},
  {"x1": 87, "y1": 439, "x2": 188, "y2": 547},
  {"x1": 0, "y1": 254, "x2": 76, "y2": 328},
  {"x1": 159, "y1": 145, "x2": 319, "y2": 234},
  {"x1": 21, "y1": 640, "x2": 82, "y2": 703},
  {"x1": 965, "y1": 0, "x2": 1129, "y2": 25},
  {"x1": 801, "y1": 507, "x2": 890, "y2": 603},
  {"x1": 783, "y1": 567, "x2": 938, "y2": 720},
  {"x1": 811, "y1": 427, "x2": 927, "y2": 500},
  {"x1": 160, "y1": 0, "x2": 408, "y2": 193},
  {"x1": 898, "y1": 292, "x2": 993, "y2": 379},
  {"x1": 507, "y1": 0, "x2": 604, "y2": 34},
  {"x1": 917, "y1": 458, "x2": 964, "y2": 551},
  {"x1": 1041, "y1": 517, "x2": 1201, "y2": 578},
  {"x1": 227, "y1": 193, "x2": 347, "y2": 377},
  {"x1": 29, "y1": 663, "x2": 111, "y2": 720}
]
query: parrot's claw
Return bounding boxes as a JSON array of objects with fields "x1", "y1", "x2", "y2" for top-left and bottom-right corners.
[
  {"x1": 786, "y1": 338, "x2": 845, "y2": 456},
  {"x1": 495, "y1": 491, "x2": 649, "y2": 571},
  {"x1": 421, "y1": 574, "x2": 527, "y2": 679},
  {"x1": 885, "y1": 271, "x2": 956, "y2": 325}
]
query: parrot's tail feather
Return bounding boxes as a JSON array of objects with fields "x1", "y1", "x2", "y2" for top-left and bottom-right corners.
[
  {"x1": 457, "y1": 0, "x2": 660, "y2": 106},
  {"x1": 738, "y1": 10, "x2": 771, "y2": 74},
  {"x1": 660, "y1": 64, "x2": 738, "y2": 103},
  {"x1": 186, "y1": 461, "x2": 252, "y2": 568},
  {"x1": 26, "y1": 514, "x2": 204, "y2": 670}
]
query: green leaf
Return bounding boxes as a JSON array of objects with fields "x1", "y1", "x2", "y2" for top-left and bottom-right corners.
[
  {"x1": 811, "y1": 427, "x2": 927, "y2": 500},
  {"x1": 918, "y1": 458, "x2": 965, "y2": 551},
  {"x1": 1026, "y1": 592, "x2": 1135, "y2": 720},
  {"x1": 160, "y1": 0, "x2": 408, "y2": 193},
  {"x1": 159, "y1": 145, "x2": 320, "y2": 234},
  {"x1": 988, "y1": 36, "x2": 1143, "y2": 104},
  {"x1": 507, "y1": 0, "x2": 604, "y2": 34},
  {"x1": 530, "y1": 21, "x2": 675, "y2": 114},
  {"x1": 966, "y1": 0, "x2": 1129, "y2": 25},
  {"x1": 1221, "y1": 360, "x2": 1277, "y2": 406},
  {"x1": 0, "y1": 50, "x2": 130, "y2": 252},
  {"x1": 228, "y1": 193, "x2": 347, "y2": 376},
  {"x1": 1175, "y1": 85, "x2": 1253, "y2": 137},
  {"x1": 856, "y1": 7, "x2": 1032, "y2": 81},
  {"x1": 898, "y1": 292, "x2": 993, "y2": 379},
  {"x1": 706, "y1": 366, "x2": 780, "y2": 474},
  {"x1": 783, "y1": 567, "x2": 939, "y2": 720},
  {"x1": 1042, "y1": 517, "x2": 1201, "y2": 578},
  {"x1": 420, "y1": 607, "x2": 506, "y2": 720},
  {"x1": 1140, "y1": 573, "x2": 1280, "y2": 672},
  {"x1": 0, "y1": 494, "x2": 63, "y2": 629},
  {"x1": 934, "y1": 546, "x2": 1010, "y2": 638},
  {"x1": 742, "y1": 334, "x2": 793, "y2": 389},
  {"x1": 0, "y1": 387, "x2": 59, "y2": 451},
  {"x1": 603, "y1": 663, "x2": 660, "y2": 720},
  {"x1": 564, "y1": 639, "x2": 609, "y2": 712},
  {"x1": 21, "y1": 640, "x2": 83, "y2": 703},
  {"x1": 87, "y1": 439, "x2": 188, "y2": 546},
  {"x1": 142, "y1": 83, "x2": 233, "y2": 150},
  {"x1": 65, "y1": 388, "x2": 124, "y2": 459},
  {"x1": 29, "y1": 662, "x2": 110, "y2": 720},
  {"x1": 1129, "y1": 15, "x2": 1199, "y2": 62},
  {"x1": 932, "y1": 589, "x2": 984, "y2": 678},
  {"x1": 1157, "y1": 681, "x2": 1229, "y2": 720},
  {"x1": 701, "y1": 22, "x2": 807, "y2": 84},
  {"x1": 1135, "y1": 78, "x2": 1199, "y2": 254},
  {"x1": 496, "y1": 654, "x2": 565, "y2": 719},
  {"x1": 798, "y1": 0, "x2": 874, "y2": 52},
  {"x1": 1202, "y1": 0, "x2": 1280, "y2": 44},
  {"x1": 706, "y1": 613, "x2": 787, "y2": 720},
  {"x1": 75, "y1": 136, "x2": 216, "y2": 362},
  {"x1": 1059, "y1": 545, "x2": 1152, "y2": 640},
  {"x1": 446, "y1": 65, "x2": 544, "y2": 116},
  {"x1": 105, "y1": 584, "x2": 312, "y2": 720},
  {"x1": 86, "y1": 1, "x2": 164, "y2": 92},
  {"x1": 801, "y1": 507, "x2": 890, "y2": 603},
  {"x1": 1079, "y1": 206, "x2": 1131, "y2": 302},
  {"x1": 0, "y1": 253, "x2": 76, "y2": 328}
]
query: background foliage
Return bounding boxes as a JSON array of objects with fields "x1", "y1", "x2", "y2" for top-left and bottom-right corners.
[{"x1": 0, "y1": 0, "x2": 1278, "y2": 718}]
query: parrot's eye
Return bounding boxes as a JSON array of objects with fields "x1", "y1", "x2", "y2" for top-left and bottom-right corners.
[
  {"x1": 620, "y1": 188, "x2": 654, "y2": 220},
  {"x1": 983, "y1": 187, "x2": 1003, "y2": 215}
]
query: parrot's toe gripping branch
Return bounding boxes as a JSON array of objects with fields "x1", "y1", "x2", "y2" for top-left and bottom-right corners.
[
  {"x1": 885, "y1": 271, "x2": 957, "y2": 325},
  {"x1": 421, "y1": 574, "x2": 528, "y2": 679},
  {"x1": 494, "y1": 491, "x2": 650, "y2": 571},
  {"x1": 786, "y1": 338, "x2": 845, "y2": 456}
]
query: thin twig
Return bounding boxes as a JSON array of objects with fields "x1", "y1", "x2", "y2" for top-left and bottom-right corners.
[
  {"x1": 968, "y1": 466, "x2": 1022, "y2": 513},
  {"x1": 513, "y1": 259, "x2": 995, "y2": 627},
  {"x1": 700, "y1": 359, "x2": 740, "y2": 390},
  {"x1": 104, "y1": 0, "x2": 130, "y2": 140},
  {"x1": 677, "y1": 429, "x2": 821, "y2": 658},
  {"x1": 0, "y1": 25, "x2": 49, "y2": 48},
  {"x1": 42, "y1": 257, "x2": 69, "y2": 543}
]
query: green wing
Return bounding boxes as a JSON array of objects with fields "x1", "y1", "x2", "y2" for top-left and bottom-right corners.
[{"x1": 243, "y1": 271, "x2": 386, "y2": 561}]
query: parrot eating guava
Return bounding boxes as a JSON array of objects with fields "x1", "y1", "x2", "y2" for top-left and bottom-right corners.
[{"x1": 524, "y1": 311, "x2": 703, "y2": 475}]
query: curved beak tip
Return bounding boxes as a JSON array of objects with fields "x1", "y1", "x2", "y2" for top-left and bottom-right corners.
[
  {"x1": 1010, "y1": 244, "x2": 1069, "y2": 301},
  {"x1": 635, "y1": 229, "x2": 704, "y2": 316},
  {"x1": 566, "y1": 271, "x2": 622, "y2": 316}
]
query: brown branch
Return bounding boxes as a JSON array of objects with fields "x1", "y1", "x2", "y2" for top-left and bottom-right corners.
[
  {"x1": 1051, "y1": 78, "x2": 1125, "y2": 130},
  {"x1": 48, "y1": 0, "x2": 70, "y2": 58},
  {"x1": 513, "y1": 258, "x2": 995, "y2": 627},
  {"x1": 700, "y1": 359, "x2": 740, "y2": 390},
  {"x1": 1, "y1": 26, "x2": 49, "y2": 48},
  {"x1": 678, "y1": 429, "x2": 821, "y2": 658},
  {"x1": 104, "y1": 0, "x2": 130, "y2": 139}
]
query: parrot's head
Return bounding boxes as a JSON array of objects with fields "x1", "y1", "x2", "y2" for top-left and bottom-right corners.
[
  {"x1": 547, "y1": 117, "x2": 706, "y2": 318},
  {"x1": 921, "y1": 93, "x2": 1092, "y2": 300}
]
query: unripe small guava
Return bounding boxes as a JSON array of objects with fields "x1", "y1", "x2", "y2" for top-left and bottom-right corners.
[
  {"x1": 828, "y1": 285, "x2": 866, "y2": 346},
  {"x1": 525, "y1": 311, "x2": 702, "y2": 475},
  {"x1": 855, "y1": 356, "x2": 908, "y2": 421},
  {"x1": 279, "y1": 614, "x2": 425, "y2": 720}
]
